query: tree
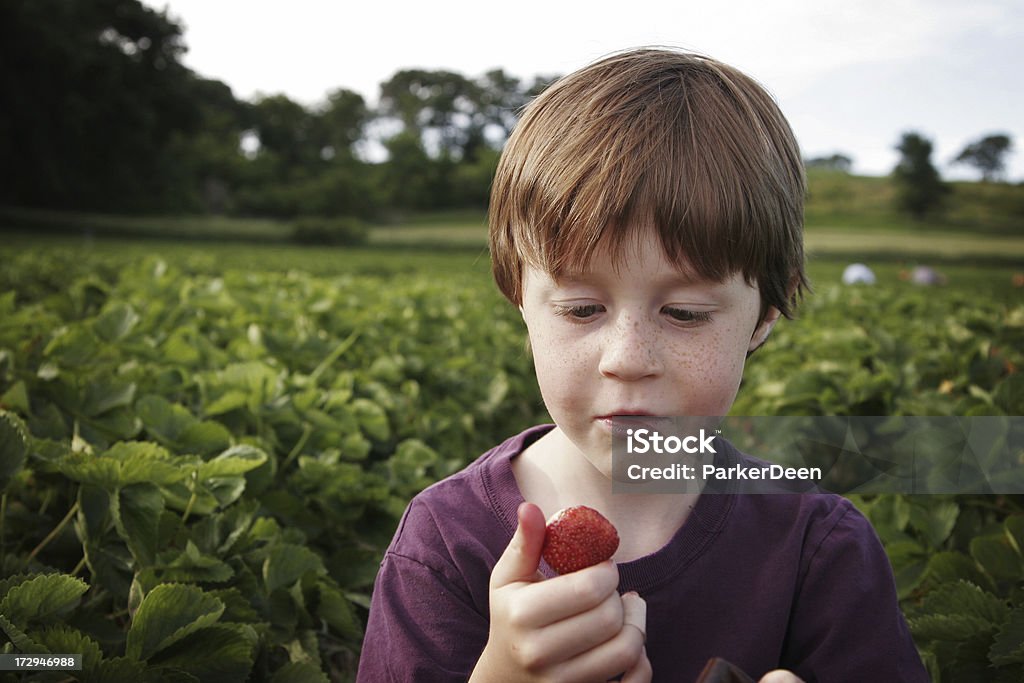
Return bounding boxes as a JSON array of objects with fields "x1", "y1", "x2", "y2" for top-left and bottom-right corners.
[
  {"x1": 953, "y1": 133, "x2": 1013, "y2": 182},
  {"x1": 893, "y1": 132, "x2": 949, "y2": 219},
  {"x1": 378, "y1": 69, "x2": 483, "y2": 161},
  {"x1": 318, "y1": 88, "x2": 369, "y2": 162},
  {"x1": 376, "y1": 68, "x2": 555, "y2": 163},
  {"x1": 0, "y1": 0, "x2": 201, "y2": 211}
]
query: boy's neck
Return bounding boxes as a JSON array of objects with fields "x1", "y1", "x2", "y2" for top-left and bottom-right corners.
[{"x1": 511, "y1": 426, "x2": 700, "y2": 564}]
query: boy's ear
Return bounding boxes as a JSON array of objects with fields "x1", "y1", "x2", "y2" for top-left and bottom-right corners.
[{"x1": 747, "y1": 306, "x2": 782, "y2": 354}]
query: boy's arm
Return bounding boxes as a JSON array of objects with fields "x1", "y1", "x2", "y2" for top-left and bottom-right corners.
[
  {"x1": 780, "y1": 500, "x2": 929, "y2": 681},
  {"x1": 356, "y1": 549, "x2": 491, "y2": 682}
]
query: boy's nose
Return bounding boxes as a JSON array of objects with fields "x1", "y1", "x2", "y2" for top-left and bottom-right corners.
[{"x1": 598, "y1": 315, "x2": 663, "y2": 381}]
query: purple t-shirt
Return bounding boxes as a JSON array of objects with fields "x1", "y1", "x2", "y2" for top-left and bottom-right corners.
[{"x1": 357, "y1": 425, "x2": 929, "y2": 682}]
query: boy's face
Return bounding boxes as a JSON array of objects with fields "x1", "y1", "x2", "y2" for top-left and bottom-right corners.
[{"x1": 519, "y1": 226, "x2": 780, "y2": 476}]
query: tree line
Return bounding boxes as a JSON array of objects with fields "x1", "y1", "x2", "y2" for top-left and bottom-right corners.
[
  {"x1": 1, "y1": 0, "x2": 554, "y2": 218},
  {"x1": 1, "y1": 0, "x2": 1014, "y2": 222}
]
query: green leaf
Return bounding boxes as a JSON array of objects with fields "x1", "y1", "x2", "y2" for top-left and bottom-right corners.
[
  {"x1": 203, "y1": 390, "x2": 249, "y2": 417},
  {"x1": 198, "y1": 445, "x2": 267, "y2": 480},
  {"x1": 269, "y1": 661, "x2": 330, "y2": 683},
  {"x1": 113, "y1": 483, "x2": 164, "y2": 567},
  {"x1": 44, "y1": 326, "x2": 99, "y2": 367},
  {"x1": 161, "y1": 541, "x2": 234, "y2": 583},
  {"x1": 191, "y1": 499, "x2": 258, "y2": 556},
  {"x1": 916, "y1": 580, "x2": 1010, "y2": 625},
  {"x1": 894, "y1": 558, "x2": 929, "y2": 600},
  {"x1": 911, "y1": 613, "x2": 995, "y2": 642},
  {"x1": 205, "y1": 476, "x2": 248, "y2": 509},
  {"x1": 990, "y1": 608, "x2": 1024, "y2": 666},
  {"x1": 92, "y1": 657, "x2": 148, "y2": 682},
  {"x1": 206, "y1": 588, "x2": 261, "y2": 624},
  {"x1": 128, "y1": 569, "x2": 160, "y2": 621},
  {"x1": 0, "y1": 574, "x2": 33, "y2": 601},
  {"x1": 0, "y1": 612, "x2": 42, "y2": 653},
  {"x1": 909, "y1": 500, "x2": 959, "y2": 548},
  {"x1": 284, "y1": 628, "x2": 321, "y2": 667},
  {"x1": 0, "y1": 410, "x2": 28, "y2": 490},
  {"x1": 32, "y1": 624, "x2": 103, "y2": 673},
  {"x1": 149, "y1": 624, "x2": 256, "y2": 683},
  {"x1": 1005, "y1": 516, "x2": 1024, "y2": 555},
  {"x1": 317, "y1": 582, "x2": 361, "y2": 640},
  {"x1": 351, "y1": 398, "x2": 390, "y2": 442},
  {"x1": 0, "y1": 573, "x2": 88, "y2": 625},
  {"x1": 926, "y1": 551, "x2": 992, "y2": 590},
  {"x1": 137, "y1": 395, "x2": 196, "y2": 445},
  {"x1": 93, "y1": 303, "x2": 140, "y2": 343},
  {"x1": 263, "y1": 543, "x2": 325, "y2": 593},
  {"x1": 59, "y1": 442, "x2": 187, "y2": 490},
  {"x1": 0, "y1": 381, "x2": 30, "y2": 415},
  {"x1": 126, "y1": 583, "x2": 224, "y2": 661},
  {"x1": 106, "y1": 442, "x2": 190, "y2": 486},
  {"x1": 972, "y1": 535, "x2": 1024, "y2": 581},
  {"x1": 178, "y1": 421, "x2": 232, "y2": 456},
  {"x1": 201, "y1": 362, "x2": 281, "y2": 416},
  {"x1": 82, "y1": 378, "x2": 137, "y2": 417}
]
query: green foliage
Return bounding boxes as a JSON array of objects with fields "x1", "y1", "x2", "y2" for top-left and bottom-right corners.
[
  {"x1": 0, "y1": 243, "x2": 1020, "y2": 679},
  {"x1": 733, "y1": 281, "x2": 1024, "y2": 681},
  {"x1": 893, "y1": 131, "x2": 951, "y2": 219},
  {"x1": 0, "y1": 0, "x2": 203, "y2": 212},
  {"x1": 0, "y1": 253, "x2": 542, "y2": 679},
  {"x1": 954, "y1": 133, "x2": 1013, "y2": 182}
]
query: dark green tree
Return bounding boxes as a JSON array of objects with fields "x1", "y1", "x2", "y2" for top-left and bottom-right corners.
[
  {"x1": 952, "y1": 133, "x2": 1013, "y2": 182},
  {"x1": 893, "y1": 132, "x2": 949, "y2": 219},
  {"x1": 317, "y1": 88, "x2": 369, "y2": 162},
  {"x1": 378, "y1": 69, "x2": 484, "y2": 161},
  {"x1": 0, "y1": 0, "x2": 201, "y2": 211}
]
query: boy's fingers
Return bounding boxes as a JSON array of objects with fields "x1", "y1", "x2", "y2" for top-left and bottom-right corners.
[
  {"x1": 490, "y1": 501, "x2": 546, "y2": 588},
  {"x1": 621, "y1": 647, "x2": 653, "y2": 683},
  {"x1": 554, "y1": 592, "x2": 648, "y2": 682},
  {"x1": 758, "y1": 671, "x2": 805, "y2": 683},
  {"x1": 622, "y1": 591, "x2": 647, "y2": 644}
]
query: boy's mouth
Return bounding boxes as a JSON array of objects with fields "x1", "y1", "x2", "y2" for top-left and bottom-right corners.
[{"x1": 595, "y1": 412, "x2": 661, "y2": 432}]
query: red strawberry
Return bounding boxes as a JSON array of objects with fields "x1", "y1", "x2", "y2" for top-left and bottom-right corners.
[{"x1": 541, "y1": 506, "x2": 620, "y2": 575}]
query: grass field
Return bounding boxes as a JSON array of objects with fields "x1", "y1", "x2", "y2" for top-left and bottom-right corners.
[{"x1": 2, "y1": 170, "x2": 1021, "y2": 300}]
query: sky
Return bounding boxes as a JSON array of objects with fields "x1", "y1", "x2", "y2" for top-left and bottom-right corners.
[{"x1": 149, "y1": 0, "x2": 1023, "y2": 180}]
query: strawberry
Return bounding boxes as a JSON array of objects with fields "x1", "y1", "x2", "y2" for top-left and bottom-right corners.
[{"x1": 541, "y1": 505, "x2": 620, "y2": 575}]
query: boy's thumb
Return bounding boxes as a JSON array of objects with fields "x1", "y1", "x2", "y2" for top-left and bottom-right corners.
[{"x1": 490, "y1": 502, "x2": 546, "y2": 588}]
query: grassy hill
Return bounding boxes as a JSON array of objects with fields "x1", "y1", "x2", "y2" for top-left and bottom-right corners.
[{"x1": 803, "y1": 168, "x2": 1024, "y2": 235}]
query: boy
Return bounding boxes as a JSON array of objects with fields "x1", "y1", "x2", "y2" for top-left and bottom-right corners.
[{"x1": 357, "y1": 48, "x2": 929, "y2": 682}]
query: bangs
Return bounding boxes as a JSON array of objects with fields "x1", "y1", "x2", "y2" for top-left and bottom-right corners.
[{"x1": 489, "y1": 49, "x2": 807, "y2": 318}]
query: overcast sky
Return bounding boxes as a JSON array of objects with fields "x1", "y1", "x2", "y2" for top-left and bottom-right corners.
[{"x1": 149, "y1": 0, "x2": 1023, "y2": 180}]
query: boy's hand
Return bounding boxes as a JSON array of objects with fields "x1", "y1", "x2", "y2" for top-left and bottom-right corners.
[{"x1": 470, "y1": 502, "x2": 650, "y2": 683}]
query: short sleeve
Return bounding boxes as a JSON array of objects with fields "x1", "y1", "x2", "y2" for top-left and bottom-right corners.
[
  {"x1": 781, "y1": 501, "x2": 929, "y2": 682},
  {"x1": 356, "y1": 550, "x2": 490, "y2": 682}
]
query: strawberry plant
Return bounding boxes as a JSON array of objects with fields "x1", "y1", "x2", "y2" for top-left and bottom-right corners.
[
  {"x1": 0, "y1": 254, "x2": 543, "y2": 680},
  {"x1": 0, "y1": 243, "x2": 1021, "y2": 681}
]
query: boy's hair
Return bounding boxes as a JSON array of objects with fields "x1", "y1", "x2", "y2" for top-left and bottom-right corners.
[{"x1": 488, "y1": 47, "x2": 808, "y2": 321}]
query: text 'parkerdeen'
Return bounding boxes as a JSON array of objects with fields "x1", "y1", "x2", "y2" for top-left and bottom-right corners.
[{"x1": 625, "y1": 428, "x2": 717, "y2": 454}]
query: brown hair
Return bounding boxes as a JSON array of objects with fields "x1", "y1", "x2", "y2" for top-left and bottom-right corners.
[{"x1": 488, "y1": 47, "x2": 808, "y2": 320}]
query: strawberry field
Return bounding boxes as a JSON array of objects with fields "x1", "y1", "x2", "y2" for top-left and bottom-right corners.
[{"x1": 0, "y1": 240, "x2": 1022, "y2": 681}]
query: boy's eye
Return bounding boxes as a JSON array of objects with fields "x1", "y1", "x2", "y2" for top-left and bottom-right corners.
[
  {"x1": 663, "y1": 307, "x2": 713, "y2": 324},
  {"x1": 554, "y1": 304, "x2": 602, "y2": 319}
]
